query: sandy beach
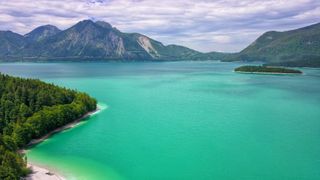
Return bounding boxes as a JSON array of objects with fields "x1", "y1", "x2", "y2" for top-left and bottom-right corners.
[
  {"x1": 25, "y1": 163, "x2": 65, "y2": 180},
  {"x1": 23, "y1": 107, "x2": 101, "y2": 180}
]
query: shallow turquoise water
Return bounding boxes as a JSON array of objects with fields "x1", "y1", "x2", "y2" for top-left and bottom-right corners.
[{"x1": 1, "y1": 62, "x2": 320, "y2": 179}]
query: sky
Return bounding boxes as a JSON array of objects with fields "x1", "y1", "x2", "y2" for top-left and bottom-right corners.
[{"x1": 0, "y1": 0, "x2": 319, "y2": 52}]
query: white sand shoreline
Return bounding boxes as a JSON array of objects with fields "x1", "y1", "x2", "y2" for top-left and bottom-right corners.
[
  {"x1": 25, "y1": 163, "x2": 65, "y2": 180},
  {"x1": 22, "y1": 105, "x2": 104, "y2": 180}
]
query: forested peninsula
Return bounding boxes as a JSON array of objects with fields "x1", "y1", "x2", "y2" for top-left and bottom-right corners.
[{"x1": 0, "y1": 73, "x2": 97, "y2": 179}]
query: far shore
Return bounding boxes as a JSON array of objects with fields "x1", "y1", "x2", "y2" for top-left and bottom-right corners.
[
  {"x1": 234, "y1": 70, "x2": 303, "y2": 75},
  {"x1": 21, "y1": 106, "x2": 102, "y2": 180},
  {"x1": 233, "y1": 65, "x2": 303, "y2": 75}
]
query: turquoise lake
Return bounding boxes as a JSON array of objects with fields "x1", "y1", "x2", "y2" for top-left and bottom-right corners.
[{"x1": 1, "y1": 62, "x2": 320, "y2": 180}]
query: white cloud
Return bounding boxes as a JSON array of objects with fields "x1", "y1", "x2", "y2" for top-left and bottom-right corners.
[
  {"x1": 212, "y1": 35, "x2": 232, "y2": 44},
  {"x1": 0, "y1": 0, "x2": 319, "y2": 52}
]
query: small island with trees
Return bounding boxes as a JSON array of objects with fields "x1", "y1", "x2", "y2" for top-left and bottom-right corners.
[
  {"x1": 0, "y1": 73, "x2": 97, "y2": 179},
  {"x1": 234, "y1": 65, "x2": 302, "y2": 74}
]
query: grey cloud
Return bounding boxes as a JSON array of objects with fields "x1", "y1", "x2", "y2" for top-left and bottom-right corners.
[{"x1": 0, "y1": 0, "x2": 319, "y2": 52}]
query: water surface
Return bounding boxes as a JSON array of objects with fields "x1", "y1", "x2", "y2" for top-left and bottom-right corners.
[{"x1": 1, "y1": 62, "x2": 320, "y2": 180}]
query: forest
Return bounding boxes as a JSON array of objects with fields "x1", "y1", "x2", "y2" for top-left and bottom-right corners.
[{"x1": 0, "y1": 73, "x2": 97, "y2": 179}]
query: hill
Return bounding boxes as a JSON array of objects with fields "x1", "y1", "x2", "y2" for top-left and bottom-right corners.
[
  {"x1": 24, "y1": 25, "x2": 61, "y2": 42},
  {"x1": 223, "y1": 23, "x2": 320, "y2": 67}
]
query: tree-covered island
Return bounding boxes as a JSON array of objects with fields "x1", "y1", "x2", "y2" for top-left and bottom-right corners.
[
  {"x1": 234, "y1": 65, "x2": 302, "y2": 74},
  {"x1": 0, "y1": 73, "x2": 97, "y2": 179}
]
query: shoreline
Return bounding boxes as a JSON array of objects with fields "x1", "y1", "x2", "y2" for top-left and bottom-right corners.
[
  {"x1": 22, "y1": 106, "x2": 101, "y2": 180},
  {"x1": 27, "y1": 108, "x2": 99, "y2": 148},
  {"x1": 25, "y1": 163, "x2": 65, "y2": 180}
]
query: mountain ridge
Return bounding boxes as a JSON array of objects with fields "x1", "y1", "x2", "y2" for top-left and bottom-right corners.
[
  {"x1": 24, "y1": 25, "x2": 61, "y2": 42},
  {"x1": 0, "y1": 20, "x2": 209, "y2": 61},
  {"x1": 0, "y1": 20, "x2": 319, "y2": 66},
  {"x1": 222, "y1": 22, "x2": 320, "y2": 67}
]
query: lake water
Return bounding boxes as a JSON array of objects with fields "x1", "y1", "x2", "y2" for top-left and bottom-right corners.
[{"x1": 1, "y1": 62, "x2": 320, "y2": 180}]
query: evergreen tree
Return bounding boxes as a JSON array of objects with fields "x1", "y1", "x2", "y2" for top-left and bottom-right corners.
[{"x1": 0, "y1": 73, "x2": 97, "y2": 179}]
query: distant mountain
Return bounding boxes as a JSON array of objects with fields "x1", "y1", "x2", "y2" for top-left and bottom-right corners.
[
  {"x1": 0, "y1": 31, "x2": 26, "y2": 56},
  {"x1": 223, "y1": 22, "x2": 320, "y2": 67},
  {"x1": 24, "y1": 25, "x2": 61, "y2": 42},
  {"x1": 3, "y1": 20, "x2": 317, "y2": 65},
  {"x1": 0, "y1": 20, "x2": 218, "y2": 61},
  {"x1": 190, "y1": 51, "x2": 232, "y2": 61}
]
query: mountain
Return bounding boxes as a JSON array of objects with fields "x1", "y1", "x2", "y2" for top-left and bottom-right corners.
[
  {"x1": 223, "y1": 22, "x2": 320, "y2": 67},
  {"x1": 0, "y1": 20, "x2": 210, "y2": 61},
  {"x1": 24, "y1": 25, "x2": 61, "y2": 42},
  {"x1": 0, "y1": 20, "x2": 319, "y2": 65},
  {"x1": 0, "y1": 31, "x2": 26, "y2": 56}
]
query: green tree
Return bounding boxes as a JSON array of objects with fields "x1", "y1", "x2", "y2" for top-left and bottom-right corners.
[{"x1": 0, "y1": 73, "x2": 97, "y2": 179}]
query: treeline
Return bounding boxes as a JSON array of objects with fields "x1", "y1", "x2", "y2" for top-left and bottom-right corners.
[
  {"x1": 0, "y1": 73, "x2": 97, "y2": 179},
  {"x1": 234, "y1": 65, "x2": 302, "y2": 74}
]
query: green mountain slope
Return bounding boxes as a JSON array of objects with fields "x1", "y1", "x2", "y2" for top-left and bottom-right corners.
[
  {"x1": 24, "y1": 25, "x2": 61, "y2": 42},
  {"x1": 0, "y1": 31, "x2": 26, "y2": 57},
  {"x1": 223, "y1": 23, "x2": 320, "y2": 67}
]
